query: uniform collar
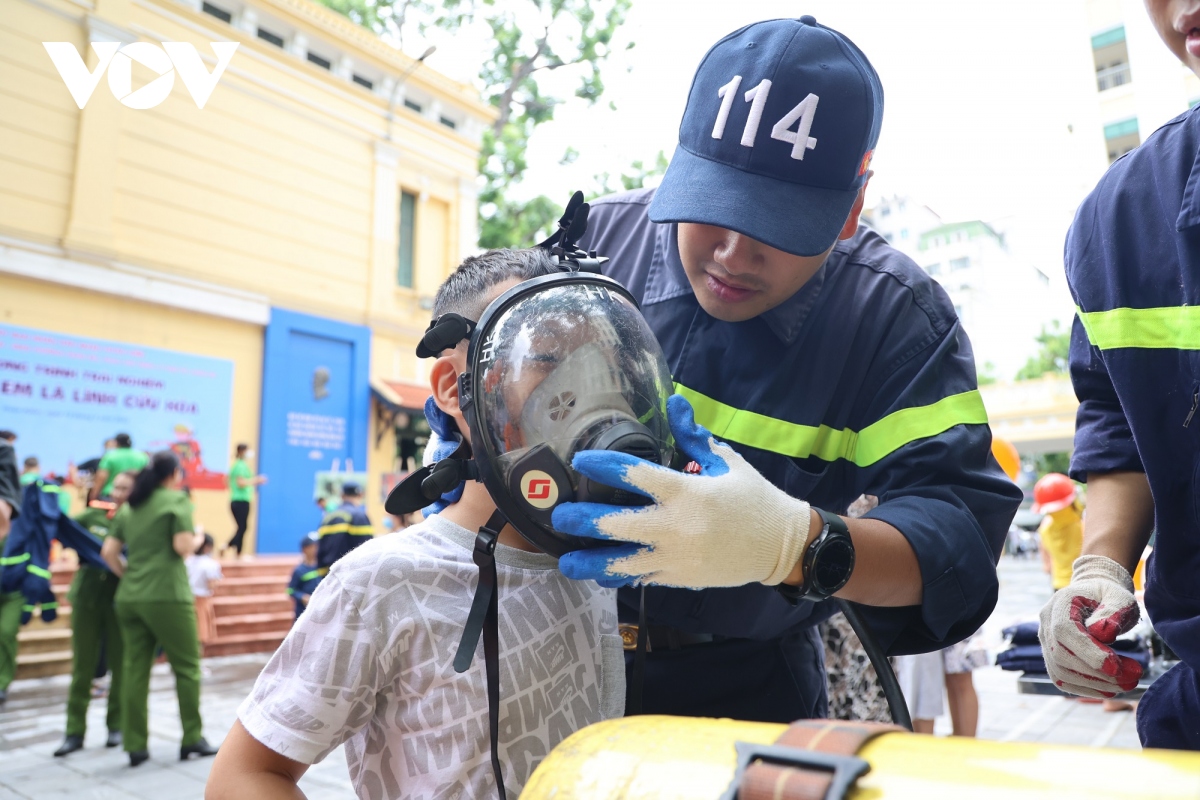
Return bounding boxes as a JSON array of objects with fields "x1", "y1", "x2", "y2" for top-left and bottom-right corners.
[
  {"x1": 643, "y1": 222, "x2": 831, "y2": 345},
  {"x1": 1178, "y1": 140, "x2": 1200, "y2": 230}
]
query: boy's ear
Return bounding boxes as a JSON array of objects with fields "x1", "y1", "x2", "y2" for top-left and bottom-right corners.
[{"x1": 429, "y1": 355, "x2": 468, "y2": 436}]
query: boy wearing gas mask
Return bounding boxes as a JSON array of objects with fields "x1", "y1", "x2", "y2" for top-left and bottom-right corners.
[
  {"x1": 206, "y1": 248, "x2": 626, "y2": 800},
  {"x1": 549, "y1": 17, "x2": 1023, "y2": 724}
]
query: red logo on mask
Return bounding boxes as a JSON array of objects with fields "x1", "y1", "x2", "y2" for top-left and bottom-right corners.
[{"x1": 526, "y1": 479, "x2": 552, "y2": 500}]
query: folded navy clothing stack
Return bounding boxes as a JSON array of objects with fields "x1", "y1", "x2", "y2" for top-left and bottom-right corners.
[
  {"x1": 996, "y1": 644, "x2": 1046, "y2": 674},
  {"x1": 995, "y1": 620, "x2": 1151, "y2": 674},
  {"x1": 1001, "y1": 621, "x2": 1040, "y2": 646}
]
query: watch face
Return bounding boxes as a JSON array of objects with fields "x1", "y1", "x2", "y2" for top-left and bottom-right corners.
[{"x1": 813, "y1": 537, "x2": 855, "y2": 593}]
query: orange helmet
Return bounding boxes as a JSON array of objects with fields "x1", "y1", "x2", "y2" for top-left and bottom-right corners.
[{"x1": 1032, "y1": 473, "x2": 1076, "y2": 514}]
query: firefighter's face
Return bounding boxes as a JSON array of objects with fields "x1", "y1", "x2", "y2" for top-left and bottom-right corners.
[
  {"x1": 677, "y1": 223, "x2": 830, "y2": 322},
  {"x1": 1145, "y1": 1, "x2": 1200, "y2": 77},
  {"x1": 675, "y1": 182, "x2": 868, "y2": 322}
]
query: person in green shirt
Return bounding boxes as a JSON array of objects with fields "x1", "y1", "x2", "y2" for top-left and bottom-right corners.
[
  {"x1": 224, "y1": 444, "x2": 266, "y2": 557},
  {"x1": 53, "y1": 470, "x2": 136, "y2": 757},
  {"x1": 100, "y1": 451, "x2": 218, "y2": 766},
  {"x1": 90, "y1": 434, "x2": 148, "y2": 501}
]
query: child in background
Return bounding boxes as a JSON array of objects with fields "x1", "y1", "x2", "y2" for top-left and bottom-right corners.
[
  {"x1": 286, "y1": 534, "x2": 321, "y2": 621},
  {"x1": 186, "y1": 534, "x2": 223, "y2": 646}
]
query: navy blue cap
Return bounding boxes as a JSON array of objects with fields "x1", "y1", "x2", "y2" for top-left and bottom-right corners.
[
  {"x1": 301, "y1": 532, "x2": 318, "y2": 548},
  {"x1": 341, "y1": 481, "x2": 362, "y2": 496},
  {"x1": 650, "y1": 17, "x2": 884, "y2": 257}
]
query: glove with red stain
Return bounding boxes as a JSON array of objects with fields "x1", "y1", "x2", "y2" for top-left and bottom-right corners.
[{"x1": 1038, "y1": 554, "x2": 1142, "y2": 698}]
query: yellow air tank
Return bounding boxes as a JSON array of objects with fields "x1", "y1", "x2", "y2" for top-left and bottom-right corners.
[{"x1": 522, "y1": 716, "x2": 1200, "y2": 800}]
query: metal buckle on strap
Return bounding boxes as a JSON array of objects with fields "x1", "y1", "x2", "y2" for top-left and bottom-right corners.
[
  {"x1": 719, "y1": 742, "x2": 870, "y2": 800},
  {"x1": 618, "y1": 623, "x2": 640, "y2": 652}
]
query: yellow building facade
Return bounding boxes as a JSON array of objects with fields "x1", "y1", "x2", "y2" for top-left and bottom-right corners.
[{"x1": 1, "y1": 0, "x2": 493, "y2": 551}]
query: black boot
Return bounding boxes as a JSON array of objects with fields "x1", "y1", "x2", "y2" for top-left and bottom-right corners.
[
  {"x1": 106, "y1": 730, "x2": 122, "y2": 748},
  {"x1": 180, "y1": 737, "x2": 218, "y2": 761},
  {"x1": 53, "y1": 735, "x2": 84, "y2": 757},
  {"x1": 129, "y1": 750, "x2": 150, "y2": 767}
]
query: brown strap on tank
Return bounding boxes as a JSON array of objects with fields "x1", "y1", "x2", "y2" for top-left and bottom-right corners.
[{"x1": 738, "y1": 721, "x2": 902, "y2": 800}]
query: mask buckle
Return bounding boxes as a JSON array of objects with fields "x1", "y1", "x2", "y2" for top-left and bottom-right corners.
[
  {"x1": 539, "y1": 190, "x2": 609, "y2": 274},
  {"x1": 383, "y1": 443, "x2": 480, "y2": 517}
]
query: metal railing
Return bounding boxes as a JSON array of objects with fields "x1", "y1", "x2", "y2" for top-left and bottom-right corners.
[{"x1": 1097, "y1": 63, "x2": 1132, "y2": 92}]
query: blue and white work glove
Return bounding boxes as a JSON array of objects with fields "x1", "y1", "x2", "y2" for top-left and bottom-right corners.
[
  {"x1": 554, "y1": 395, "x2": 813, "y2": 589},
  {"x1": 421, "y1": 396, "x2": 465, "y2": 516}
]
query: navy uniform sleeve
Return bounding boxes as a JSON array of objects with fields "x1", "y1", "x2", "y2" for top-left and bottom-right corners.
[
  {"x1": 856, "y1": 320, "x2": 1021, "y2": 655},
  {"x1": 287, "y1": 565, "x2": 303, "y2": 595},
  {"x1": 1062, "y1": 197, "x2": 1143, "y2": 480}
]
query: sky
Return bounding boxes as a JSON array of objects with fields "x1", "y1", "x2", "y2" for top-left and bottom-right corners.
[{"x1": 417, "y1": 0, "x2": 1188, "y2": 327}]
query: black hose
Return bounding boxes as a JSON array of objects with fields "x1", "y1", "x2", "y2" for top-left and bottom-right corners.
[{"x1": 834, "y1": 597, "x2": 913, "y2": 731}]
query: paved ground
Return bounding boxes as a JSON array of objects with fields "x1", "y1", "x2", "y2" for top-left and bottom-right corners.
[{"x1": 0, "y1": 556, "x2": 1143, "y2": 798}]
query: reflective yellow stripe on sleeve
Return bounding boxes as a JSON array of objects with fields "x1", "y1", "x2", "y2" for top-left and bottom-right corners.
[
  {"x1": 1077, "y1": 306, "x2": 1200, "y2": 350},
  {"x1": 27, "y1": 565, "x2": 51, "y2": 580},
  {"x1": 317, "y1": 523, "x2": 349, "y2": 536},
  {"x1": 674, "y1": 384, "x2": 989, "y2": 468},
  {"x1": 347, "y1": 525, "x2": 374, "y2": 536}
]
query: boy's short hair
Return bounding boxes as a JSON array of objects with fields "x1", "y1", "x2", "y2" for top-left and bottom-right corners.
[
  {"x1": 114, "y1": 433, "x2": 132, "y2": 448},
  {"x1": 432, "y1": 248, "x2": 558, "y2": 323},
  {"x1": 23, "y1": 456, "x2": 38, "y2": 469}
]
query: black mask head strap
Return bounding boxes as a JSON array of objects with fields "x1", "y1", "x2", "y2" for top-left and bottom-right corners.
[{"x1": 416, "y1": 313, "x2": 476, "y2": 359}]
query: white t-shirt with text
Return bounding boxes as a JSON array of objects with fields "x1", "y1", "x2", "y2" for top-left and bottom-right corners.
[{"x1": 237, "y1": 514, "x2": 625, "y2": 799}]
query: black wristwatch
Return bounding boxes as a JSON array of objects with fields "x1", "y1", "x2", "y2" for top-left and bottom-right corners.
[{"x1": 775, "y1": 507, "x2": 856, "y2": 603}]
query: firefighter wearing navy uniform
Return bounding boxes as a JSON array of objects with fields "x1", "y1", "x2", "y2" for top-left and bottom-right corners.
[
  {"x1": 1036, "y1": 0, "x2": 1200, "y2": 752},
  {"x1": 551, "y1": 17, "x2": 1022, "y2": 722},
  {"x1": 316, "y1": 482, "x2": 374, "y2": 573}
]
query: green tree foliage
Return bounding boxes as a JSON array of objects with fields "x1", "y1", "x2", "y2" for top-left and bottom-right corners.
[
  {"x1": 977, "y1": 360, "x2": 998, "y2": 386},
  {"x1": 591, "y1": 149, "x2": 669, "y2": 198},
  {"x1": 1016, "y1": 320, "x2": 1071, "y2": 381},
  {"x1": 1034, "y1": 451, "x2": 1072, "y2": 479},
  {"x1": 314, "y1": 0, "x2": 634, "y2": 249}
]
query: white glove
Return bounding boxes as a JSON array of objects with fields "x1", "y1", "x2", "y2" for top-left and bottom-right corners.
[
  {"x1": 554, "y1": 394, "x2": 813, "y2": 588},
  {"x1": 1038, "y1": 554, "x2": 1143, "y2": 698}
]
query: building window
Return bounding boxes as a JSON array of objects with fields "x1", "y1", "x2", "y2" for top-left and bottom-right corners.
[
  {"x1": 257, "y1": 28, "x2": 284, "y2": 47},
  {"x1": 950, "y1": 256, "x2": 970, "y2": 272},
  {"x1": 1104, "y1": 117, "x2": 1140, "y2": 164},
  {"x1": 879, "y1": 206, "x2": 891, "y2": 217},
  {"x1": 398, "y1": 191, "x2": 417, "y2": 288},
  {"x1": 926, "y1": 263, "x2": 941, "y2": 276},
  {"x1": 1092, "y1": 27, "x2": 1131, "y2": 92},
  {"x1": 403, "y1": 98, "x2": 423, "y2": 113},
  {"x1": 307, "y1": 52, "x2": 331, "y2": 70},
  {"x1": 202, "y1": 2, "x2": 232, "y2": 22},
  {"x1": 900, "y1": 227, "x2": 909, "y2": 240},
  {"x1": 439, "y1": 116, "x2": 457, "y2": 130},
  {"x1": 352, "y1": 74, "x2": 374, "y2": 90}
]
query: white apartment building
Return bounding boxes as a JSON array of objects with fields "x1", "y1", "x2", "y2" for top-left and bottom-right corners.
[
  {"x1": 1087, "y1": 0, "x2": 1200, "y2": 163},
  {"x1": 865, "y1": 197, "x2": 1055, "y2": 381}
]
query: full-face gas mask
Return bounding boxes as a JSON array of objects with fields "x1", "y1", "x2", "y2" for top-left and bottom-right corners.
[
  {"x1": 386, "y1": 193, "x2": 675, "y2": 554},
  {"x1": 383, "y1": 194, "x2": 675, "y2": 800}
]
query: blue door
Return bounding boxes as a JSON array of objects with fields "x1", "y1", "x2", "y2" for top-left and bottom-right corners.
[{"x1": 257, "y1": 309, "x2": 370, "y2": 553}]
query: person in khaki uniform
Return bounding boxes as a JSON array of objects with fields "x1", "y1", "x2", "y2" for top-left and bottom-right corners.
[
  {"x1": 101, "y1": 451, "x2": 218, "y2": 766},
  {"x1": 54, "y1": 470, "x2": 136, "y2": 757}
]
